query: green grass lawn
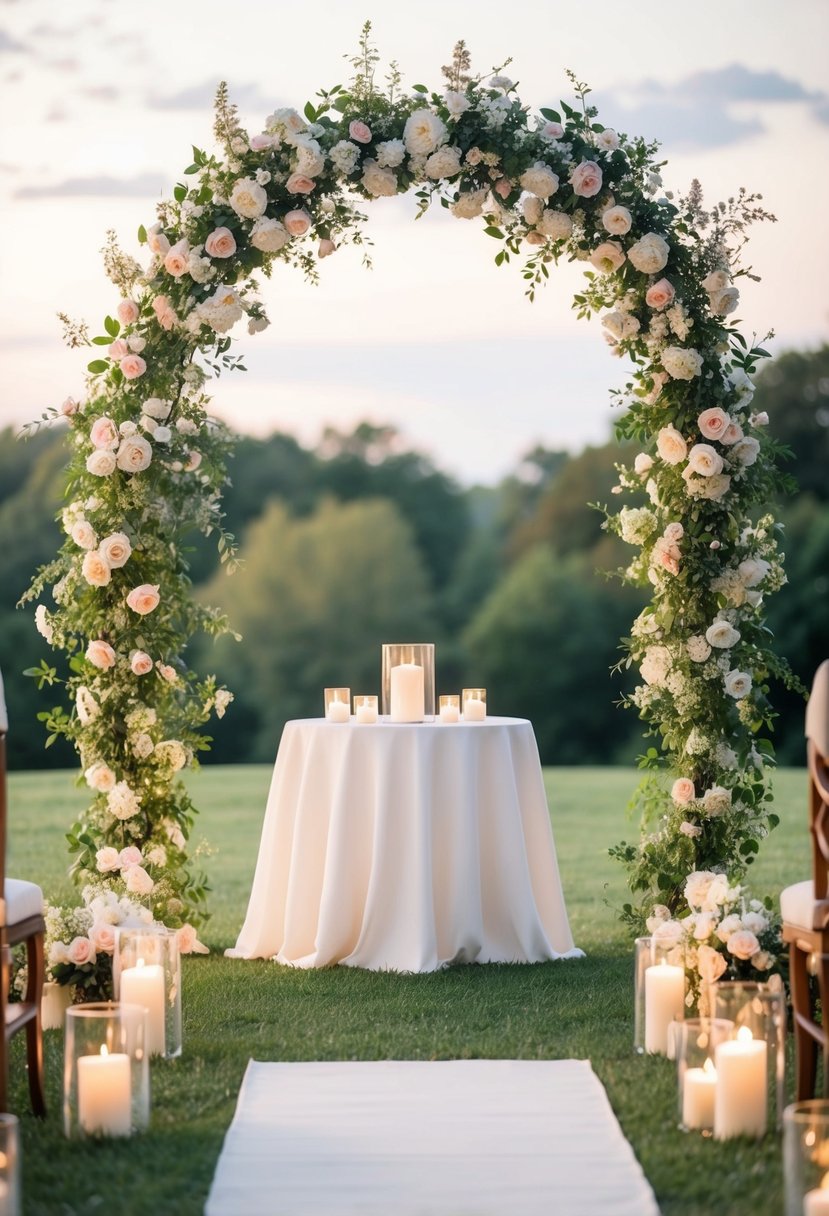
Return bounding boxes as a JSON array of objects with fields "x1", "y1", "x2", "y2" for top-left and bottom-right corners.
[{"x1": 10, "y1": 765, "x2": 809, "y2": 1216}]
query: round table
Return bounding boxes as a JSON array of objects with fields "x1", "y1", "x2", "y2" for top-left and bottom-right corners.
[{"x1": 227, "y1": 716, "x2": 582, "y2": 972}]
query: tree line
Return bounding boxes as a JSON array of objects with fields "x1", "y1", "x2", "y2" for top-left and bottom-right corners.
[{"x1": 1, "y1": 346, "x2": 827, "y2": 770}]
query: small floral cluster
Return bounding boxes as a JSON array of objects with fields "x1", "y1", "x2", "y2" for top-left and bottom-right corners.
[
  {"x1": 25, "y1": 31, "x2": 795, "y2": 989},
  {"x1": 646, "y1": 870, "x2": 782, "y2": 1012}
]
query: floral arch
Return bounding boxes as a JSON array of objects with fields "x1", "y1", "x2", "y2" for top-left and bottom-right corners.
[{"x1": 26, "y1": 35, "x2": 797, "y2": 994}]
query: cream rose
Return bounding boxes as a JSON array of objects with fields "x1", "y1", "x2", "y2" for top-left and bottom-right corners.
[
  {"x1": 116, "y1": 435, "x2": 152, "y2": 473},
  {"x1": 686, "y1": 443, "x2": 724, "y2": 477},
  {"x1": 205, "y1": 227, "x2": 237, "y2": 258},
  {"x1": 283, "y1": 209, "x2": 312, "y2": 237},
  {"x1": 662, "y1": 346, "x2": 703, "y2": 381},
  {"x1": 361, "y1": 160, "x2": 398, "y2": 197},
  {"x1": 732, "y1": 436, "x2": 760, "y2": 466},
  {"x1": 82, "y1": 549, "x2": 111, "y2": 587},
  {"x1": 250, "y1": 217, "x2": 290, "y2": 252},
  {"x1": 569, "y1": 160, "x2": 603, "y2": 197},
  {"x1": 706, "y1": 620, "x2": 740, "y2": 649},
  {"x1": 86, "y1": 639, "x2": 116, "y2": 670},
  {"x1": 633, "y1": 453, "x2": 653, "y2": 476},
  {"x1": 724, "y1": 670, "x2": 752, "y2": 699},
  {"x1": 656, "y1": 424, "x2": 688, "y2": 465},
  {"x1": 403, "y1": 109, "x2": 447, "y2": 155},
  {"x1": 163, "y1": 240, "x2": 190, "y2": 277},
  {"x1": 230, "y1": 177, "x2": 268, "y2": 219},
  {"x1": 519, "y1": 161, "x2": 559, "y2": 199},
  {"x1": 86, "y1": 763, "x2": 116, "y2": 793},
  {"x1": 727, "y1": 929, "x2": 760, "y2": 961},
  {"x1": 671, "y1": 777, "x2": 696, "y2": 804},
  {"x1": 452, "y1": 189, "x2": 488, "y2": 220},
  {"x1": 601, "y1": 205, "x2": 632, "y2": 235},
  {"x1": 90, "y1": 416, "x2": 119, "y2": 449},
  {"x1": 99, "y1": 532, "x2": 131, "y2": 568},
  {"x1": 702, "y1": 269, "x2": 729, "y2": 293},
  {"x1": 738, "y1": 558, "x2": 770, "y2": 588},
  {"x1": 95, "y1": 845, "x2": 120, "y2": 873},
  {"x1": 67, "y1": 936, "x2": 96, "y2": 967},
  {"x1": 71, "y1": 519, "x2": 98, "y2": 550},
  {"x1": 425, "y1": 145, "x2": 463, "y2": 180},
  {"x1": 721, "y1": 422, "x2": 743, "y2": 446},
  {"x1": 627, "y1": 232, "x2": 670, "y2": 274},
  {"x1": 589, "y1": 241, "x2": 625, "y2": 273},
  {"x1": 126, "y1": 583, "x2": 160, "y2": 615},
  {"x1": 130, "y1": 650, "x2": 153, "y2": 676},
  {"x1": 645, "y1": 278, "x2": 675, "y2": 310},
  {"x1": 709, "y1": 285, "x2": 740, "y2": 316},
  {"x1": 286, "y1": 172, "x2": 316, "y2": 194},
  {"x1": 702, "y1": 785, "x2": 732, "y2": 817},
  {"x1": 697, "y1": 407, "x2": 730, "y2": 441},
  {"x1": 120, "y1": 354, "x2": 146, "y2": 380}
]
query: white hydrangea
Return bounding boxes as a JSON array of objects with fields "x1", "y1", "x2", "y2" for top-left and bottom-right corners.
[
  {"x1": 196, "y1": 285, "x2": 244, "y2": 334},
  {"x1": 361, "y1": 159, "x2": 398, "y2": 197},
  {"x1": 329, "y1": 140, "x2": 361, "y2": 175},
  {"x1": 537, "y1": 210, "x2": 573, "y2": 240},
  {"x1": 375, "y1": 139, "x2": 405, "y2": 168},
  {"x1": 640, "y1": 645, "x2": 671, "y2": 687},
  {"x1": 424, "y1": 145, "x2": 462, "y2": 180},
  {"x1": 618, "y1": 506, "x2": 657, "y2": 545},
  {"x1": 686, "y1": 636, "x2": 711, "y2": 663},
  {"x1": 107, "y1": 781, "x2": 141, "y2": 822},
  {"x1": 662, "y1": 346, "x2": 703, "y2": 380}
]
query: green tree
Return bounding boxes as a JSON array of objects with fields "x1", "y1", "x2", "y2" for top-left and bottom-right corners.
[
  {"x1": 197, "y1": 495, "x2": 436, "y2": 761},
  {"x1": 753, "y1": 345, "x2": 829, "y2": 501}
]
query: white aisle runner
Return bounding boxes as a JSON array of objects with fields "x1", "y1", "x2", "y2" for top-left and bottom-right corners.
[{"x1": 205, "y1": 1059, "x2": 660, "y2": 1216}]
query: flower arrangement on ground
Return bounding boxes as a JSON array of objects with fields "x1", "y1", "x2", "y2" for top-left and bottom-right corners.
[{"x1": 21, "y1": 26, "x2": 799, "y2": 999}]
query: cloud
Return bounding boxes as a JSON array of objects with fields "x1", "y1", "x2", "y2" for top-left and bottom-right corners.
[
  {"x1": 14, "y1": 171, "x2": 167, "y2": 199},
  {"x1": 0, "y1": 29, "x2": 28, "y2": 53},
  {"x1": 599, "y1": 63, "x2": 827, "y2": 150},
  {"x1": 80, "y1": 84, "x2": 122, "y2": 102},
  {"x1": 148, "y1": 78, "x2": 274, "y2": 113}
]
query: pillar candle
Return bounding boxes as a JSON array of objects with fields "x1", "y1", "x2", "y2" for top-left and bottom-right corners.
[
  {"x1": 682, "y1": 1058, "x2": 717, "y2": 1129},
  {"x1": 390, "y1": 663, "x2": 424, "y2": 722},
  {"x1": 714, "y1": 1026, "x2": 767, "y2": 1139},
  {"x1": 121, "y1": 958, "x2": 166, "y2": 1056},
  {"x1": 439, "y1": 705, "x2": 459, "y2": 723},
  {"x1": 355, "y1": 704, "x2": 377, "y2": 724},
  {"x1": 327, "y1": 701, "x2": 350, "y2": 722},
  {"x1": 644, "y1": 960, "x2": 685, "y2": 1054},
  {"x1": 804, "y1": 1175, "x2": 829, "y2": 1216},
  {"x1": 77, "y1": 1045, "x2": 131, "y2": 1136},
  {"x1": 463, "y1": 699, "x2": 486, "y2": 721}
]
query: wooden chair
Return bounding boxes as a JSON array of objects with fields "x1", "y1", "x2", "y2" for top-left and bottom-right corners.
[
  {"x1": 0, "y1": 667, "x2": 46, "y2": 1116},
  {"x1": 781, "y1": 659, "x2": 829, "y2": 1101}
]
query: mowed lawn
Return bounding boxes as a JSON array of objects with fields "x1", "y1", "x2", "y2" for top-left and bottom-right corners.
[{"x1": 9, "y1": 764, "x2": 809, "y2": 1216}]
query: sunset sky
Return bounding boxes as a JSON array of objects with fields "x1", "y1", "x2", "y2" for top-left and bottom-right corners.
[{"x1": 1, "y1": 0, "x2": 827, "y2": 483}]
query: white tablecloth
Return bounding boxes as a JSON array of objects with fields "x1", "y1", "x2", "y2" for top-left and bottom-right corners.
[{"x1": 228, "y1": 717, "x2": 581, "y2": 972}]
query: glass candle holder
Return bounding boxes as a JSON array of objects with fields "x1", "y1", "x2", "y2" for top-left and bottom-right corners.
[
  {"x1": 784, "y1": 1101, "x2": 829, "y2": 1216},
  {"x1": 41, "y1": 979, "x2": 73, "y2": 1032},
  {"x1": 675, "y1": 1018, "x2": 734, "y2": 1135},
  {"x1": 0, "y1": 1114, "x2": 21, "y2": 1216},
  {"x1": 381, "y1": 644, "x2": 435, "y2": 722},
  {"x1": 114, "y1": 927, "x2": 182, "y2": 1060},
  {"x1": 353, "y1": 695, "x2": 378, "y2": 724},
  {"x1": 63, "y1": 1002, "x2": 150, "y2": 1139},
  {"x1": 634, "y1": 935, "x2": 686, "y2": 1055},
  {"x1": 438, "y1": 695, "x2": 460, "y2": 723},
  {"x1": 324, "y1": 687, "x2": 351, "y2": 722},
  {"x1": 462, "y1": 688, "x2": 487, "y2": 721},
  {"x1": 711, "y1": 979, "x2": 786, "y2": 1137}
]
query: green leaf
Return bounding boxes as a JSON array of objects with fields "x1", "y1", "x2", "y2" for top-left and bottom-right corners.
[
  {"x1": 483, "y1": 226, "x2": 504, "y2": 239},
  {"x1": 332, "y1": 96, "x2": 349, "y2": 113},
  {"x1": 104, "y1": 315, "x2": 119, "y2": 337},
  {"x1": 303, "y1": 100, "x2": 317, "y2": 122},
  {"x1": 173, "y1": 183, "x2": 187, "y2": 203},
  {"x1": 412, "y1": 84, "x2": 428, "y2": 93},
  {"x1": 91, "y1": 335, "x2": 111, "y2": 345},
  {"x1": 137, "y1": 224, "x2": 148, "y2": 244},
  {"x1": 87, "y1": 360, "x2": 108, "y2": 374},
  {"x1": 494, "y1": 250, "x2": 506, "y2": 267},
  {"x1": 540, "y1": 107, "x2": 561, "y2": 123},
  {"x1": 183, "y1": 164, "x2": 200, "y2": 175}
]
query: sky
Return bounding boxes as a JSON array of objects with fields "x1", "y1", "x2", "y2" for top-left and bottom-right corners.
[{"x1": 0, "y1": 0, "x2": 827, "y2": 484}]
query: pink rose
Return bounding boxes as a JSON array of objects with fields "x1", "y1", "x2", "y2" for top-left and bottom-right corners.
[
  {"x1": 177, "y1": 923, "x2": 209, "y2": 955},
  {"x1": 116, "y1": 435, "x2": 152, "y2": 473},
  {"x1": 494, "y1": 178, "x2": 512, "y2": 199},
  {"x1": 727, "y1": 929, "x2": 760, "y2": 961},
  {"x1": 60, "y1": 396, "x2": 79, "y2": 417},
  {"x1": 82, "y1": 550, "x2": 111, "y2": 587},
  {"x1": 284, "y1": 209, "x2": 312, "y2": 236},
  {"x1": 130, "y1": 650, "x2": 153, "y2": 676},
  {"x1": 721, "y1": 422, "x2": 743, "y2": 445},
  {"x1": 96, "y1": 846, "x2": 121, "y2": 873},
  {"x1": 697, "y1": 943, "x2": 728, "y2": 985},
  {"x1": 542, "y1": 121, "x2": 564, "y2": 139},
  {"x1": 349, "y1": 120, "x2": 372, "y2": 144},
  {"x1": 67, "y1": 936, "x2": 97, "y2": 967},
  {"x1": 569, "y1": 159, "x2": 603, "y2": 197},
  {"x1": 645, "y1": 278, "x2": 675, "y2": 310},
  {"x1": 249, "y1": 133, "x2": 273, "y2": 151},
  {"x1": 589, "y1": 241, "x2": 626, "y2": 273},
  {"x1": 156, "y1": 662, "x2": 178, "y2": 683},
  {"x1": 108, "y1": 338, "x2": 129, "y2": 359},
  {"x1": 147, "y1": 227, "x2": 170, "y2": 255},
  {"x1": 318, "y1": 239, "x2": 336, "y2": 259},
  {"x1": 671, "y1": 777, "x2": 696, "y2": 804},
  {"x1": 126, "y1": 584, "x2": 160, "y2": 615},
  {"x1": 90, "y1": 922, "x2": 116, "y2": 954},
  {"x1": 152, "y1": 295, "x2": 177, "y2": 331},
  {"x1": 120, "y1": 354, "x2": 147, "y2": 380},
  {"x1": 124, "y1": 864, "x2": 154, "y2": 896},
  {"x1": 186, "y1": 450, "x2": 202, "y2": 471},
  {"x1": 285, "y1": 173, "x2": 316, "y2": 194},
  {"x1": 90, "y1": 416, "x2": 119, "y2": 449},
  {"x1": 164, "y1": 239, "x2": 190, "y2": 277},
  {"x1": 697, "y1": 407, "x2": 730, "y2": 442},
  {"x1": 86, "y1": 639, "x2": 116, "y2": 670},
  {"x1": 117, "y1": 299, "x2": 139, "y2": 326},
  {"x1": 205, "y1": 226, "x2": 237, "y2": 258},
  {"x1": 99, "y1": 532, "x2": 131, "y2": 568},
  {"x1": 119, "y1": 845, "x2": 143, "y2": 869}
]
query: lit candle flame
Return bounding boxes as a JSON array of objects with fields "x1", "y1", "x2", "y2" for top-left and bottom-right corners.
[
  {"x1": 100, "y1": 1044, "x2": 109, "y2": 1058},
  {"x1": 703, "y1": 1058, "x2": 716, "y2": 1077},
  {"x1": 736, "y1": 1025, "x2": 754, "y2": 1044},
  {"x1": 137, "y1": 958, "x2": 146, "y2": 970},
  {"x1": 821, "y1": 1172, "x2": 829, "y2": 1192}
]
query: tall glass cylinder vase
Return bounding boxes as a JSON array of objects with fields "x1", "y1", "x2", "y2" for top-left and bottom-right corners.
[
  {"x1": 114, "y1": 927, "x2": 182, "y2": 1060},
  {"x1": 711, "y1": 979, "x2": 785, "y2": 1137},
  {"x1": 634, "y1": 935, "x2": 686, "y2": 1055},
  {"x1": 381, "y1": 644, "x2": 435, "y2": 722},
  {"x1": 63, "y1": 1002, "x2": 149, "y2": 1139},
  {"x1": 674, "y1": 1017, "x2": 733, "y2": 1135},
  {"x1": 784, "y1": 1101, "x2": 829, "y2": 1216},
  {"x1": 0, "y1": 1114, "x2": 21, "y2": 1216}
]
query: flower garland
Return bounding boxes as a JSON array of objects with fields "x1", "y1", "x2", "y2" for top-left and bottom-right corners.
[{"x1": 23, "y1": 31, "x2": 799, "y2": 996}]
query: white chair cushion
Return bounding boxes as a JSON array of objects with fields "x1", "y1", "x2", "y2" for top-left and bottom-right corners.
[
  {"x1": 3, "y1": 878, "x2": 44, "y2": 927},
  {"x1": 807, "y1": 660, "x2": 829, "y2": 755},
  {"x1": 780, "y1": 879, "x2": 815, "y2": 930}
]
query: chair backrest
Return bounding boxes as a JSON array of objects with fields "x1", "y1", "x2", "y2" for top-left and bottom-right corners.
[
  {"x1": 0, "y1": 666, "x2": 7, "y2": 925},
  {"x1": 807, "y1": 661, "x2": 829, "y2": 906}
]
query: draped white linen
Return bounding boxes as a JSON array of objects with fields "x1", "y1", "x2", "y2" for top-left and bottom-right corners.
[{"x1": 228, "y1": 717, "x2": 582, "y2": 971}]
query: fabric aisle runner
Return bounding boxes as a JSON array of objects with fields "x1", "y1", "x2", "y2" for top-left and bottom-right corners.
[{"x1": 205, "y1": 1059, "x2": 659, "y2": 1216}]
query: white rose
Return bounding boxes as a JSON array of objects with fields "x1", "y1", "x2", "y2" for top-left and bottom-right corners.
[
  {"x1": 99, "y1": 533, "x2": 131, "y2": 568},
  {"x1": 537, "y1": 210, "x2": 573, "y2": 240},
  {"x1": 640, "y1": 645, "x2": 671, "y2": 687},
  {"x1": 86, "y1": 763, "x2": 116, "y2": 792},
  {"x1": 250, "y1": 217, "x2": 289, "y2": 253},
  {"x1": 124, "y1": 864, "x2": 154, "y2": 896},
  {"x1": 686, "y1": 443, "x2": 724, "y2": 477},
  {"x1": 229, "y1": 177, "x2": 268, "y2": 219},
  {"x1": 662, "y1": 346, "x2": 703, "y2": 380},
  {"x1": 742, "y1": 910, "x2": 768, "y2": 935},
  {"x1": 656, "y1": 424, "x2": 688, "y2": 465},
  {"x1": 596, "y1": 128, "x2": 620, "y2": 151},
  {"x1": 116, "y1": 435, "x2": 152, "y2": 473},
  {"x1": 424, "y1": 145, "x2": 462, "y2": 180},
  {"x1": 35, "y1": 604, "x2": 54, "y2": 643},
  {"x1": 627, "y1": 232, "x2": 670, "y2": 274},
  {"x1": 702, "y1": 785, "x2": 732, "y2": 817},
  {"x1": 452, "y1": 189, "x2": 488, "y2": 219},
  {"x1": 375, "y1": 139, "x2": 405, "y2": 168},
  {"x1": 732, "y1": 436, "x2": 760, "y2": 466},
  {"x1": 727, "y1": 929, "x2": 760, "y2": 961},
  {"x1": 82, "y1": 550, "x2": 111, "y2": 587},
  {"x1": 702, "y1": 269, "x2": 730, "y2": 293},
  {"x1": 738, "y1": 557, "x2": 770, "y2": 588},
  {"x1": 709, "y1": 285, "x2": 740, "y2": 316},
  {"x1": 143, "y1": 397, "x2": 171, "y2": 420},
  {"x1": 601, "y1": 205, "x2": 632, "y2": 235},
  {"x1": 443, "y1": 90, "x2": 471, "y2": 118},
  {"x1": 86, "y1": 450, "x2": 116, "y2": 477},
  {"x1": 518, "y1": 161, "x2": 559, "y2": 199},
  {"x1": 71, "y1": 519, "x2": 98, "y2": 550},
  {"x1": 724, "y1": 670, "x2": 752, "y2": 699},
  {"x1": 403, "y1": 109, "x2": 447, "y2": 156},
  {"x1": 686, "y1": 636, "x2": 711, "y2": 662},
  {"x1": 633, "y1": 453, "x2": 653, "y2": 476},
  {"x1": 153, "y1": 426, "x2": 172, "y2": 443},
  {"x1": 361, "y1": 159, "x2": 398, "y2": 197},
  {"x1": 705, "y1": 620, "x2": 740, "y2": 649}
]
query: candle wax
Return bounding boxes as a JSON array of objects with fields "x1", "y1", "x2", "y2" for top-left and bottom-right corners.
[{"x1": 77, "y1": 1048, "x2": 131, "y2": 1136}]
